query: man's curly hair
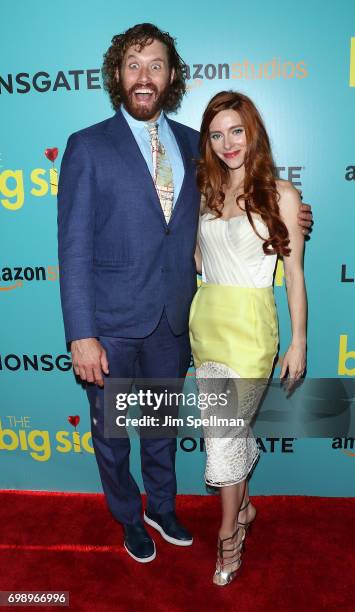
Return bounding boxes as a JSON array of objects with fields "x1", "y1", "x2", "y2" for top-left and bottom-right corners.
[{"x1": 102, "y1": 23, "x2": 187, "y2": 113}]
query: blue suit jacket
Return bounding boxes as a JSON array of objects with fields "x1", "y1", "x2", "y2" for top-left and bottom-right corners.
[{"x1": 57, "y1": 108, "x2": 200, "y2": 343}]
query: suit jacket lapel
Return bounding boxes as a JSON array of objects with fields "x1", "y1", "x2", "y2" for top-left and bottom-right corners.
[
  {"x1": 106, "y1": 108, "x2": 163, "y2": 217},
  {"x1": 106, "y1": 108, "x2": 196, "y2": 226},
  {"x1": 165, "y1": 116, "x2": 196, "y2": 223}
]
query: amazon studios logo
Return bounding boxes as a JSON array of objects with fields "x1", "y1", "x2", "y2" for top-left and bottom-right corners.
[
  {"x1": 184, "y1": 59, "x2": 307, "y2": 81},
  {"x1": 345, "y1": 165, "x2": 355, "y2": 180},
  {"x1": 332, "y1": 437, "x2": 355, "y2": 458},
  {"x1": 0, "y1": 57, "x2": 308, "y2": 95},
  {"x1": 0, "y1": 354, "x2": 72, "y2": 372},
  {"x1": 0, "y1": 265, "x2": 59, "y2": 291}
]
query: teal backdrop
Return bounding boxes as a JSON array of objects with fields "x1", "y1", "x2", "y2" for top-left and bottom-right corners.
[{"x1": 0, "y1": 0, "x2": 354, "y2": 496}]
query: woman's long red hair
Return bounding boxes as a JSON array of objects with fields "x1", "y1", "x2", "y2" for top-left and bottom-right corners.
[{"x1": 197, "y1": 91, "x2": 290, "y2": 256}]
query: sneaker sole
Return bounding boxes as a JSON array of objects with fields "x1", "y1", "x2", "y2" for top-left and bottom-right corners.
[
  {"x1": 124, "y1": 541, "x2": 156, "y2": 563},
  {"x1": 143, "y1": 513, "x2": 193, "y2": 546}
]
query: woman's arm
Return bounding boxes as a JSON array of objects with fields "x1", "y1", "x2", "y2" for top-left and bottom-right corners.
[
  {"x1": 194, "y1": 196, "x2": 206, "y2": 275},
  {"x1": 195, "y1": 241, "x2": 202, "y2": 275},
  {"x1": 277, "y1": 180, "x2": 307, "y2": 384}
]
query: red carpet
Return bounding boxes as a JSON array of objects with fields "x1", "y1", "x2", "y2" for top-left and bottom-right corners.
[{"x1": 0, "y1": 491, "x2": 353, "y2": 611}]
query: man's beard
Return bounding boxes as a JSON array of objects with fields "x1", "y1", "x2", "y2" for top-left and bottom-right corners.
[{"x1": 118, "y1": 80, "x2": 171, "y2": 121}]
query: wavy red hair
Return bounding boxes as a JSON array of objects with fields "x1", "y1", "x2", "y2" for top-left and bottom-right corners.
[{"x1": 197, "y1": 91, "x2": 290, "y2": 256}]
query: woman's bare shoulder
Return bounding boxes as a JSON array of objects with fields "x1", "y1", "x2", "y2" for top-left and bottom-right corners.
[
  {"x1": 276, "y1": 179, "x2": 302, "y2": 220},
  {"x1": 276, "y1": 178, "x2": 299, "y2": 196}
]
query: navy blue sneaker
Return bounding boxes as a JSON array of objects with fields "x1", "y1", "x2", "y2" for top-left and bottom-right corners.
[
  {"x1": 144, "y1": 510, "x2": 193, "y2": 546},
  {"x1": 123, "y1": 521, "x2": 156, "y2": 563}
]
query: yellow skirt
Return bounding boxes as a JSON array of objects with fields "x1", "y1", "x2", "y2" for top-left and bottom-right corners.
[{"x1": 189, "y1": 282, "x2": 279, "y2": 379}]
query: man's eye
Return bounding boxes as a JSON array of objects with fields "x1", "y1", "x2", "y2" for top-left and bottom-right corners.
[
  {"x1": 129, "y1": 63, "x2": 139, "y2": 69},
  {"x1": 152, "y1": 64, "x2": 162, "y2": 70}
]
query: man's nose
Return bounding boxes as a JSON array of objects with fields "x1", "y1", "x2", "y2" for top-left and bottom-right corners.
[{"x1": 138, "y1": 66, "x2": 150, "y2": 82}]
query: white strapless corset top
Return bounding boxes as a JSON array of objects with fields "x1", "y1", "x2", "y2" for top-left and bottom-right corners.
[{"x1": 199, "y1": 212, "x2": 278, "y2": 288}]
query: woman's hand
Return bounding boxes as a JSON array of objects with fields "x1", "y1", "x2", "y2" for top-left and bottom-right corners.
[{"x1": 280, "y1": 343, "x2": 306, "y2": 392}]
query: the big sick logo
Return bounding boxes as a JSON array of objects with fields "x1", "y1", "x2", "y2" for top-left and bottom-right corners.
[
  {"x1": 350, "y1": 37, "x2": 355, "y2": 87},
  {"x1": 0, "y1": 164, "x2": 58, "y2": 211},
  {"x1": 0, "y1": 146, "x2": 58, "y2": 211},
  {"x1": 338, "y1": 335, "x2": 355, "y2": 377},
  {"x1": 0, "y1": 415, "x2": 93, "y2": 462}
]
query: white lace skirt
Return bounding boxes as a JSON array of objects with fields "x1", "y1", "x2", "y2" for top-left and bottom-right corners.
[{"x1": 196, "y1": 361, "x2": 267, "y2": 487}]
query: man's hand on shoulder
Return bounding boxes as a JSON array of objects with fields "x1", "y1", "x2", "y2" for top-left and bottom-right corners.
[
  {"x1": 277, "y1": 180, "x2": 313, "y2": 236},
  {"x1": 71, "y1": 338, "x2": 109, "y2": 387}
]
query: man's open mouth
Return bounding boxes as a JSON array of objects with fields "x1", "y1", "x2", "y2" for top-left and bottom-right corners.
[{"x1": 133, "y1": 88, "x2": 155, "y2": 102}]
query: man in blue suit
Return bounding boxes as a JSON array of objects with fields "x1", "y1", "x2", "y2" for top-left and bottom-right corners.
[
  {"x1": 58, "y1": 23, "x2": 199, "y2": 563},
  {"x1": 58, "y1": 23, "x2": 312, "y2": 563}
]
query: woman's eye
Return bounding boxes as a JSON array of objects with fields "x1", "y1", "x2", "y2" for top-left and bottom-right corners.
[
  {"x1": 210, "y1": 134, "x2": 220, "y2": 141},
  {"x1": 233, "y1": 128, "x2": 243, "y2": 135}
]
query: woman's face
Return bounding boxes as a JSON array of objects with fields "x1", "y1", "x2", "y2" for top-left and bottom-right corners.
[{"x1": 208, "y1": 109, "x2": 247, "y2": 170}]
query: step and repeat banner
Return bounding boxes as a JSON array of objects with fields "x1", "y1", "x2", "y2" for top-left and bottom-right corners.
[{"x1": 0, "y1": 1, "x2": 354, "y2": 496}]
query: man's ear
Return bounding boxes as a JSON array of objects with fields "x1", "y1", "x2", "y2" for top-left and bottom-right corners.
[
  {"x1": 115, "y1": 67, "x2": 119, "y2": 82},
  {"x1": 170, "y1": 68, "x2": 175, "y2": 84}
]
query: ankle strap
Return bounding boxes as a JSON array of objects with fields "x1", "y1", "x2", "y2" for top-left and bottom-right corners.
[
  {"x1": 239, "y1": 499, "x2": 250, "y2": 512},
  {"x1": 218, "y1": 527, "x2": 239, "y2": 544}
]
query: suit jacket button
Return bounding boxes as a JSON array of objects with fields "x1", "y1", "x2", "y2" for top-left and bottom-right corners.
[{"x1": 165, "y1": 228, "x2": 170, "y2": 235}]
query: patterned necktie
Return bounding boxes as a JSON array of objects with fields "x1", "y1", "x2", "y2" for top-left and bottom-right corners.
[{"x1": 146, "y1": 122, "x2": 174, "y2": 223}]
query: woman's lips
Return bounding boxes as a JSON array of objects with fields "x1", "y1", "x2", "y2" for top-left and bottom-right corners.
[{"x1": 223, "y1": 151, "x2": 240, "y2": 159}]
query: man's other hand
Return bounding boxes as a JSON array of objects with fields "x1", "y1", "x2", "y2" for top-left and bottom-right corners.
[
  {"x1": 71, "y1": 338, "x2": 109, "y2": 386},
  {"x1": 297, "y1": 202, "x2": 313, "y2": 236}
]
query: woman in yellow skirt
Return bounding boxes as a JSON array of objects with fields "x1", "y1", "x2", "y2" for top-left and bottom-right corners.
[{"x1": 189, "y1": 91, "x2": 307, "y2": 586}]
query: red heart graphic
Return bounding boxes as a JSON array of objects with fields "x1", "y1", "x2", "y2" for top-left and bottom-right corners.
[
  {"x1": 68, "y1": 415, "x2": 80, "y2": 428},
  {"x1": 45, "y1": 147, "x2": 58, "y2": 162}
]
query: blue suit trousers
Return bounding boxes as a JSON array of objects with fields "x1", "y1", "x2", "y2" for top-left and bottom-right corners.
[{"x1": 86, "y1": 310, "x2": 191, "y2": 525}]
